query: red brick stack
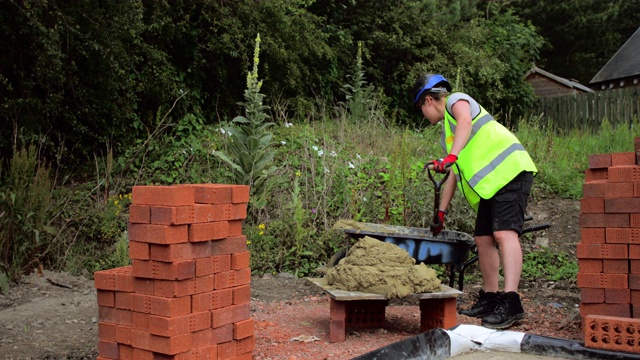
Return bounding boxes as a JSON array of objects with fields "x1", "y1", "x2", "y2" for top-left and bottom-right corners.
[
  {"x1": 94, "y1": 184, "x2": 253, "y2": 359},
  {"x1": 579, "y1": 139, "x2": 640, "y2": 353}
]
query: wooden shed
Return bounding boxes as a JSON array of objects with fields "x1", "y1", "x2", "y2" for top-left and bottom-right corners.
[
  {"x1": 590, "y1": 26, "x2": 640, "y2": 91},
  {"x1": 525, "y1": 66, "x2": 594, "y2": 98}
]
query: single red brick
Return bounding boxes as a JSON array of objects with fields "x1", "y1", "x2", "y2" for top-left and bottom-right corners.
[
  {"x1": 603, "y1": 259, "x2": 629, "y2": 274},
  {"x1": 634, "y1": 183, "x2": 640, "y2": 197},
  {"x1": 232, "y1": 351, "x2": 254, "y2": 360},
  {"x1": 632, "y1": 290, "x2": 640, "y2": 304},
  {"x1": 217, "y1": 340, "x2": 236, "y2": 359},
  {"x1": 631, "y1": 214, "x2": 640, "y2": 227},
  {"x1": 579, "y1": 259, "x2": 603, "y2": 273},
  {"x1": 114, "y1": 266, "x2": 134, "y2": 292},
  {"x1": 231, "y1": 185, "x2": 250, "y2": 204},
  {"x1": 98, "y1": 306, "x2": 117, "y2": 324},
  {"x1": 151, "y1": 206, "x2": 195, "y2": 225},
  {"x1": 129, "y1": 241, "x2": 150, "y2": 260},
  {"x1": 115, "y1": 309, "x2": 133, "y2": 327},
  {"x1": 191, "y1": 328, "x2": 212, "y2": 349},
  {"x1": 232, "y1": 285, "x2": 251, "y2": 305},
  {"x1": 612, "y1": 152, "x2": 637, "y2": 166},
  {"x1": 584, "y1": 314, "x2": 640, "y2": 353},
  {"x1": 214, "y1": 270, "x2": 235, "y2": 289},
  {"x1": 133, "y1": 278, "x2": 154, "y2": 295},
  {"x1": 576, "y1": 243, "x2": 628, "y2": 259},
  {"x1": 154, "y1": 275, "x2": 213, "y2": 298},
  {"x1": 235, "y1": 268, "x2": 251, "y2": 286},
  {"x1": 581, "y1": 198, "x2": 605, "y2": 213},
  {"x1": 632, "y1": 260, "x2": 640, "y2": 274},
  {"x1": 196, "y1": 257, "x2": 214, "y2": 276},
  {"x1": 212, "y1": 324, "x2": 234, "y2": 344},
  {"x1": 115, "y1": 291, "x2": 132, "y2": 310},
  {"x1": 329, "y1": 319, "x2": 346, "y2": 343},
  {"x1": 235, "y1": 335, "x2": 255, "y2": 355},
  {"x1": 149, "y1": 295, "x2": 192, "y2": 317},
  {"x1": 581, "y1": 288, "x2": 605, "y2": 303},
  {"x1": 233, "y1": 319, "x2": 254, "y2": 340},
  {"x1": 231, "y1": 203, "x2": 247, "y2": 220},
  {"x1": 98, "y1": 340, "x2": 119, "y2": 359},
  {"x1": 211, "y1": 236, "x2": 248, "y2": 255},
  {"x1": 132, "y1": 185, "x2": 195, "y2": 206},
  {"x1": 118, "y1": 344, "x2": 134, "y2": 360},
  {"x1": 187, "y1": 346, "x2": 218, "y2": 360},
  {"x1": 94, "y1": 269, "x2": 117, "y2": 290},
  {"x1": 609, "y1": 166, "x2": 640, "y2": 183},
  {"x1": 129, "y1": 205, "x2": 151, "y2": 223},
  {"x1": 194, "y1": 204, "x2": 231, "y2": 223},
  {"x1": 631, "y1": 245, "x2": 640, "y2": 259},
  {"x1": 132, "y1": 259, "x2": 196, "y2": 280},
  {"x1": 583, "y1": 181, "x2": 608, "y2": 198},
  {"x1": 213, "y1": 255, "x2": 232, "y2": 273},
  {"x1": 588, "y1": 154, "x2": 612, "y2": 169},
  {"x1": 116, "y1": 325, "x2": 132, "y2": 345},
  {"x1": 580, "y1": 303, "x2": 631, "y2": 318},
  {"x1": 132, "y1": 312, "x2": 150, "y2": 331},
  {"x1": 130, "y1": 293, "x2": 152, "y2": 314},
  {"x1": 98, "y1": 322, "x2": 118, "y2": 342},
  {"x1": 580, "y1": 213, "x2": 630, "y2": 228},
  {"x1": 192, "y1": 292, "x2": 212, "y2": 312},
  {"x1": 97, "y1": 290, "x2": 115, "y2": 307},
  {"x1": 148, "y1": 311, "x2": 211, "y2": 337},
  {"x1": 228, "y1": 220, "x2": 243, "y2": 236},
  {"x1": 605, "y1": 183, "x2": 635, "y2": 198},
  {"x1": 211, "y1": 303, "x2": 251, "y2": 328},
  {"x1": 605, "y1": 288, "x2": 630, "y2": 304},
  {"x1": 231, "y1": 252, "x2": 250, "y2": 270},
  {"x1": 585, "y1": 169, "x2": 608, "y2": 182},
  {"x1": 189, "y1": 221, "x2": 229, "y2": 242},
  {"x1": 131, "y1": 348, "x2": 154, "y2": 360},
  {"x1": 133, "y1": 330, "x2": 193, "y2": 356},
  {"x1": 211, "y1": 288, "x2": 233, "y2": 309},
  {"x1": 577, "y1": 273, "x2": 628, "y2": 288},
  {"x1": 606, "y1": 198, "x2": 640, "y2": 213},
  {"x1": 581, "y1": 228, "x2": 606, "y2": 244},
  {"x1": 128, "y1": 223, "x2": 189, "y2": 244},
  {"x1": 607, "y1": 228, "x2": 640, "y2": 244},
  {"x1": 189, "y1": 184, "x2": 233, "y2": 204},
  {"x1": 631, "y1": 274, "x2": 640, "y2": 290}
]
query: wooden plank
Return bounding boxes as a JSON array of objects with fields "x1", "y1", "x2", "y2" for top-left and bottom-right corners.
[{"x1": 306, "y1": 277, "x2": 463, "y2": 301}]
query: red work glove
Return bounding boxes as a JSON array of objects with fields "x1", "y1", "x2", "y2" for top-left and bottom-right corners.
[
  {"x1": 430, "y1": 210, "x2": 446, "y2": 235},
  {"x1": 430, "y1": 154, "x2": 457, "y2": 173}
]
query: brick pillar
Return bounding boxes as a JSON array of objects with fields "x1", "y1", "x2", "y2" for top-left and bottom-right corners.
[
  {"x1": 579, "y1": 140, "x2": 640, "y2": 353},
  {"x1": 95, "y1": 184, "x2": 253, "y2": 359}
]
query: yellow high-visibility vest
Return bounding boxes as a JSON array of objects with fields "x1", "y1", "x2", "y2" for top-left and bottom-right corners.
[{"x1": 441, "y1": 103, "x2": 537, "y2": 212}]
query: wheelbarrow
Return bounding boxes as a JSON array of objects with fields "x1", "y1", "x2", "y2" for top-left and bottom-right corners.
[{"x1": 331, "y1": 165, "x2": 550, "y2": 291}]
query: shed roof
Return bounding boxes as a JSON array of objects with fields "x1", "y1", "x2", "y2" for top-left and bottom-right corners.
[
  {"x1": 526, "y1": 67, "x2": 594, "y2": 93},
  {"x1": 590, "y1": 26, "x2": 640, "y2": 84}
]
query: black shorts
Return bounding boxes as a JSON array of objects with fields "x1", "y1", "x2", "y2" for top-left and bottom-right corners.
[{"x1": 474, "y1": 171, "x2": 534, "y2": 237}]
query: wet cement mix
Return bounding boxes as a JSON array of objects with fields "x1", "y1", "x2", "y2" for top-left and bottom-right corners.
[{"x1": 325, "y1": 235, "x2": 441, "y2": 298}]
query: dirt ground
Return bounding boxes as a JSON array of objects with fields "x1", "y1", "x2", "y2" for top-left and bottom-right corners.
[{"x1": 0, "y1": 196, "x2": 583, "y2": 359}]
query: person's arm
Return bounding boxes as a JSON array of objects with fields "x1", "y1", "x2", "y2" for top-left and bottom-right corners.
[
  {"x1": 449, "y1": 99, "x2": 473, "y2": 157},
  {"x1": 439, "y1": 171, "x2": 457, "y2": 212}
]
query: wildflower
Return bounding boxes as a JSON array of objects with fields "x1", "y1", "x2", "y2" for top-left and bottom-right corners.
[
  {"x1": 246, "y1": 240, "x2": 252, "y2": 245},
  {"x1": 258, "y1": 223, "x2": 266, "y2": 229},
  {"x1": 348, "y1": 162, "x2": 355, "y2": 169},
  {"x1": 219, "y1": 128, "x2": 226, "y2": 134},
  {"x1": 311, "y1": 209, "x2": 316, "y2": 214},
  {"x1": 211, "y1": 149, "x2": 216, "y2": 155},
  {"x1": 363, "y1": 197, "x2": 367, "y2": 202},
  {"x1": 324, "y1": 167, "x2": 330, "y2": 174},
  {"x1": 296, "y1": 170, "x2": 301, "y2": 176},
  {"x1": 312, "y1": 145, "x2": 318, "y2": 151},
  {"x1": 317, "y1": 150, "x2": 324, "y2": 157},
  {"x1": 281, "y1": 141, "x2": 287, "y2": 145},
  {"x1": 259, "y1": 231, "x2": 264, "y2": 236},
  {"x1": 330, "y1": 151, "x2": 337, "y2": 157},
  {"x1": 356, "y1": 154, "x2": 361, "y2": 159},
  {"x1": 284, "y1": 122, "x2": 293, "y2": 128}
]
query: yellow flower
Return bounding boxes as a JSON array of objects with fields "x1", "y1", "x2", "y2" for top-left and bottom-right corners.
[
  {"x1": 295, "y1": 170, "x2": 301, "y2": 177},
  {"x1": 246, "y1": 240, "x2": 251, "y2": 245},
  {"x1": 258, "y1": 223, "x2": 266, "y2": 230},
  {"x1": 259, "y1": 231, "x2": 264, "y2": 236}
]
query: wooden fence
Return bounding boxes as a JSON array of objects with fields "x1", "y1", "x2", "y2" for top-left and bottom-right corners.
[{"x1": 533, "y1": 87, "x2": 640, "y2": 132}]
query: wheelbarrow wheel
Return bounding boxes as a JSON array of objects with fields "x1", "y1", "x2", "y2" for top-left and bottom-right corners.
[{"x1": 327, "y1": 248, "x2": 347, "y2": 268}]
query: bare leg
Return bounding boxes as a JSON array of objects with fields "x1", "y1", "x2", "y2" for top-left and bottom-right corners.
[
  {"x1": 493, "y1": 229, "x2": 522, "y2": 292},
  {"x1": 475, "y1": 235, "x2": 500, "y2": 293}
]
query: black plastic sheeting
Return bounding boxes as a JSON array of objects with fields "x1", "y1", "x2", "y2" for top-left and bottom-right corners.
[
  {"x1": 351, "y1": 328, "x2": 451, "y2": 360},
  {"x1": 352, "y1": 328, "x2": 640, "y2": 360},
  {"x1": 521, "y1": 333, "x2": 640, "y2": 360}
]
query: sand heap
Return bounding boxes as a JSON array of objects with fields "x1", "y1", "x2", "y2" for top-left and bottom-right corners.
[{"x1": 326, "y1": 236, "x2": 441, "y2": 298}]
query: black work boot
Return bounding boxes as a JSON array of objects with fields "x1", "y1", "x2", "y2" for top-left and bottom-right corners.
[
  {"x1": 459, "y1": 290, "x2": 500, "y2": 318},
  {"x1": 481, "y1": 291, "x2": 525, "y2": 329}
]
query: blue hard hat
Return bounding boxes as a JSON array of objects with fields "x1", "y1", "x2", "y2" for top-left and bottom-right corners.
[{"x1": 412, "y1": 74, "x2": 452, "y2": 106}]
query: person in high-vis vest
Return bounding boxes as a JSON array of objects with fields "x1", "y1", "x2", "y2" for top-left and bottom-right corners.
[{"x1": 412, "y1": 74, "x2": 537, "y2": 330}]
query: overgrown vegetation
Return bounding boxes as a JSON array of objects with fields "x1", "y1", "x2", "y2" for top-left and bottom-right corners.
[{"x1": 1, "y1": 1, "x2": 638, "y2": 284}]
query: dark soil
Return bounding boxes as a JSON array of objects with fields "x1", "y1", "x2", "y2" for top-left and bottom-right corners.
[{"x1": 0, "y1": 196, "x2": 583, "y2": 359}]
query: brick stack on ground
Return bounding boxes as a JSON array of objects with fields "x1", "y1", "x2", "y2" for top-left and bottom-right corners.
[
  {"x1": 94, "y1": 184, "x2": 253, "y2": 359},
  {"x1": 579, "y1": 138, "x2": 640, "y2": 354}
]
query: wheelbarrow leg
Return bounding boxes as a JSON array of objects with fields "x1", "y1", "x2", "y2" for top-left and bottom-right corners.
[{"x1": 458, "y1": 255, "x2": 479, "y2": 291}]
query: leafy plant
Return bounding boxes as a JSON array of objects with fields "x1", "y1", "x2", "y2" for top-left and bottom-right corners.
[
  {"x1": 215, "y1": 33, "x2": 277, "y2": 204},
  {"x1": 521, "y1": 247, "x2": 578, "y2": 281}
]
